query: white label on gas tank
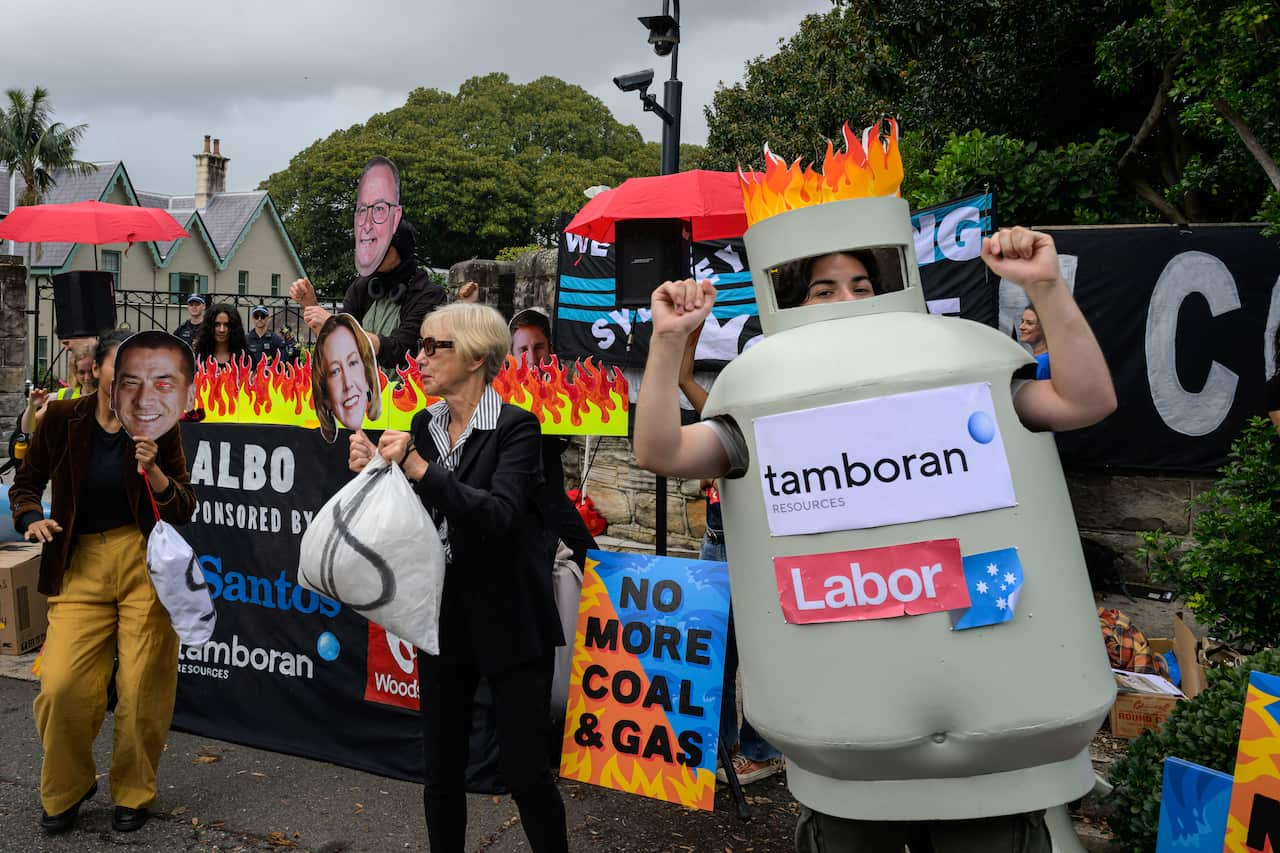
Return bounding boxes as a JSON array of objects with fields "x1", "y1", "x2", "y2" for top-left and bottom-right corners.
[{"x1": 752, "y1": 383, "x2": 1016, "y2": 536}]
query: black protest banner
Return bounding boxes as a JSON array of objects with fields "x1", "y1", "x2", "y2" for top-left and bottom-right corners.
[
  {"x1": 172, "y1": 422, "x2": 425, "y2": 781},
  {"x1": 553, "y1": 195, "x2": 997, "y2": 369},
  {"x1": 1040, "y1": 225, "x2": 1280, "y2": 471}
]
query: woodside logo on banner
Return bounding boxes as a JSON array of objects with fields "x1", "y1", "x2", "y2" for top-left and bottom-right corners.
[{"x1": 752, "y1": 383, "x2": 1017, "y2": 536}]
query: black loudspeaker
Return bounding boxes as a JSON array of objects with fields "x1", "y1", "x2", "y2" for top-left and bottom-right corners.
[
  {"x1": 52, "y1": 270, "x2": 116, "y2": 338},
  {"x1": 616, "y1": 218, "x2": 690, "y2": 309}
]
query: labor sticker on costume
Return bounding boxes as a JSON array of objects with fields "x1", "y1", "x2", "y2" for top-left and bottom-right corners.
[
  {"x1": 752, "y1": 382, "x2": 1016, "y2": 536},
  {"x1": 773, "y1": 538, "x2": 968, "y2": 625}
]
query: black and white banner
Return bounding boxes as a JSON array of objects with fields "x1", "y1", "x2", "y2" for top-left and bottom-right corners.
[
  {"x1": 1042, "y1": 225, "x2": 1280, "y2": 471},
  {"x1": 553, "y1": 194, "x2": 995, "y2": 370}
]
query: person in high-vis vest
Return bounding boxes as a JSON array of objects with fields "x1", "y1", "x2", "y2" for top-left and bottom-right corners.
[{"x1": 9, "y1": 329, "x2": 196, "y2": 836}]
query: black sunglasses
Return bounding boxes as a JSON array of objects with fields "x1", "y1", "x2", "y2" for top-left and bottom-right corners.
[{"x1": 415, "y1": 337, "x2": 455, "y2": 357}]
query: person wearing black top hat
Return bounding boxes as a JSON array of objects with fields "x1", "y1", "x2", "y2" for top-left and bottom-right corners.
[
  {"x1": 246, "y1": 305, "x2": 287, "y2": 367},
  {"x1": 289, "y1": 156, "x2": 446, "y2": 372},
  {"x1": 173, "y1": 293, "x2": 205, "y2": 349}
]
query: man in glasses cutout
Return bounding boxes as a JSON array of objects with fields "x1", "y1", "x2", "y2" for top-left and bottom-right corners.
[{"x1": 290, "y1": 156, "x2": 445, "y2": 371}]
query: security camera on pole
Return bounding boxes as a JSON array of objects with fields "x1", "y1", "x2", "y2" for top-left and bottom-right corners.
[{"x1": 614, "y1": 1, "x2": 682, "y2": 554}]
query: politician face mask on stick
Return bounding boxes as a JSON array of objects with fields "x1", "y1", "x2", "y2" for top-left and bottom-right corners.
[
  {"x1": 111, "y1": 331, "x2": 197, "y2": 441},
  {"x1": 354, "y1": 157, "x2": 404, "y2": 278}
]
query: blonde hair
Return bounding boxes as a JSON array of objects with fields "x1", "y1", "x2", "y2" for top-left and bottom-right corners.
[
  {"x1": 421, "y1": 303, "x2": 511, "y2": 384},
  {"x1": 311, "y1": 313, "x2": 382, "y2": 443}
]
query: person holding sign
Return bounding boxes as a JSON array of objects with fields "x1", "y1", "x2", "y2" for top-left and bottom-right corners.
[
  {"x1": 634, "y1": 227, "x2": 1116, "y2": 851},
  {"x1": 312, "y1": 313, "x2": 381, "y2": 443},
  {"x1": 290, "y1": 156, "x2": 446, "y2": 371},
  {"x1": 9, "y1": 329, "x2": 197, "y2": 836},
  {"x1": 348, "y1": 302, "x2": 566, "y2": 853}
]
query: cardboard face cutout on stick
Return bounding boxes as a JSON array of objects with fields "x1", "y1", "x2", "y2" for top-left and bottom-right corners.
[
  {"x1": 354, "y1": 157, "x2": 404, "y2": 278},
  {"x1": 111, "y1": 331, "x2": 198, "y2": 441},
  {"x1": 311, "y1": 313, "x2": 381, "y2": 443}
]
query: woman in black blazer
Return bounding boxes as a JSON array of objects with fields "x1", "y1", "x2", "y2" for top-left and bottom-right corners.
[{"x1": 349, "y1": 303, "x2": 566, "y2": 853}]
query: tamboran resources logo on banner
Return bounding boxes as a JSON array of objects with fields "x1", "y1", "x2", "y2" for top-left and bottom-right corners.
[{"x1": 752, "y1": 383, "x2": 1017, "y2": 536}]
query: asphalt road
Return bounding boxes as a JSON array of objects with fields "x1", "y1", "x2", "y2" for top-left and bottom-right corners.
[{"x1": 0, "y1": 675, "x2": 798, "y2": 853}]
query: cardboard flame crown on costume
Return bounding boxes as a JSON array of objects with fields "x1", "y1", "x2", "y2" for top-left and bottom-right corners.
[{"x1": 739, "y1": 119, "x2": 903, "y2": 227}]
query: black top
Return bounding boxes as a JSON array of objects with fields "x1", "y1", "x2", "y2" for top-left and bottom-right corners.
[
  {"x1": 342, "y1": 260, "x2": 446, "y2": 372},
  {"x1": 76, "y1": 422, "x2": 138, "y2": 534},
  {"x1": 247, "y1": 329, "x2": 288, "y2": 366},
  {"x1": 1267, "y1": 372, "x2": 1280, "y2": 414},
  {"x1": 174, "y1": 320, "x2": 201, "y2": 349},
  {"x1": 409, "y1": 403, "x2": 563, "y2": 675}
]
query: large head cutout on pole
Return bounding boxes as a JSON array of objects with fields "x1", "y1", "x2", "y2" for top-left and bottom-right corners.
[
  {"x1": 311, "y1": 313, "x2": 381, "y2": 443},
  {"x1": 111, "y1": 330, "x2": 198, "y2": 441},
  {"x1": 354, "y1": 156, "x2": 404, "y2": 278}
]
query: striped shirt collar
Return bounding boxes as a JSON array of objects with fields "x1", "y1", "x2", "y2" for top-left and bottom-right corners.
[{"x1": 425, "y1": 385, "x2": 502, "y2": 468}]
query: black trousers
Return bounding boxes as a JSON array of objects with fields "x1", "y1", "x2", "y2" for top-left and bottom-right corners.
[{"x1": 419, "y1": 650, "x2": 567, "y2": 853}]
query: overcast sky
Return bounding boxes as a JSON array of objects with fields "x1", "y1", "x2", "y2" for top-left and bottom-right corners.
[{"x1": 6, "y1": 0, "x2": 831, "y2": 197}]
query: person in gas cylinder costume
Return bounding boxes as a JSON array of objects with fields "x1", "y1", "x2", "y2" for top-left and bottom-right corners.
[{"x1": 634, "y1": 226, "x2": 1116, "y2": 852}]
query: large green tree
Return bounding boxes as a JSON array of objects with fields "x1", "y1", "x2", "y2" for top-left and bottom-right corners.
[
  {"x1": 702, "y1": 0, "x2": 1147, "y2": 174},
  {"x1": 0, "y1": 86, "x2": 96, "y2": 207},
  {"x1": 263, "y1": 74, "x2": 703, "y2": 294},
  {"x1": 1096, "y1": 0, "x2": 1280, "y2": 228}
]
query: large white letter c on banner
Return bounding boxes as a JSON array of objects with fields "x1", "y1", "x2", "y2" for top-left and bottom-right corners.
[{"x1": 1146, "y1": 251, "x2": 1239, "y2": 436}]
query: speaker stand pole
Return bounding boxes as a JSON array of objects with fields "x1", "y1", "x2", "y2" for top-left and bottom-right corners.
[{"x1": 94, "y1": 245, "x2": 99, "y2": 270}]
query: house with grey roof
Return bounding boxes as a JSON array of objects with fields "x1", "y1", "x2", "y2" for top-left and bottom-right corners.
[{"x1": 1, "y1": 136, "x2": 306, "y2": 380}]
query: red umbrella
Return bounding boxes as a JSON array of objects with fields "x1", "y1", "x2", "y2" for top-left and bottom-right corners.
[
  {"x1": 0, "y1": 199, "x2": 189, "y2": 245},
  {"x1": 565, "y1": 169, "x2": 758, "y2": 242}
]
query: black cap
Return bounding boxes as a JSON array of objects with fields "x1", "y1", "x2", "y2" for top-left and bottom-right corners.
[
  {"x1": 186, "y1": 293, "x2": 205, "y2": 305},
  {"x1": 251, "y1": 305, "x2": 269, "y2": 318}
]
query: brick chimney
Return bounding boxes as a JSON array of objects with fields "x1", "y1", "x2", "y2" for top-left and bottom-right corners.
[{"x1": 193, "y1": 134, "x2": 229, "y2": 209}]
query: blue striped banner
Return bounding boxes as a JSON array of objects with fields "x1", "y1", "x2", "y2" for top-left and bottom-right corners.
[
  {"x1": 559, "y1": 275, "x2": 616, "y2": 293},
  {"x1": 557, "y1": 291, "x2": 615, "y2": 308}
]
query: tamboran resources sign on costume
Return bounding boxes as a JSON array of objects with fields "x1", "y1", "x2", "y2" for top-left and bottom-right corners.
[
  {"x1": 560, "y1": 551, "x2": 730, "y2": 811},
  {"x1": 752, "y1": 383, "x2": 1017, "y2": 537}
]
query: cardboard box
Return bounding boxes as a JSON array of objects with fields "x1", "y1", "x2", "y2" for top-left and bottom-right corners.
[
  {"x1": 1108, "y1": 614, "x2": 1204, "y2": 739},
  {"x1": 1110, "y1": 669, "x2": 1185, "y2": 738},
  {"x1": 0, "y1": 542, "x2": 46, "y2": 655}
]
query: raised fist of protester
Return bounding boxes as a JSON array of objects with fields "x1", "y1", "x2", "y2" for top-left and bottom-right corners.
[
  {"x1": 457, "y1": 281, "x2": 480, "y2": 303},
  {"x1": 290, "y1": 278, "x2": 319, "y2": 308},
  {"x1": 303, "y1": 305, "x2": 333, "y2": 335},
  {"x1": 651, "y1": 278, "x2": 717, "y2": 341},
  {"x1": 24, "y1": 518, "x2": 62, "y2": 544},
  {"x1": 348, "y1": 429, "x2": 375, "y2": 474},
  {"x1": 981, "y1": 227, "x2": 1063, "y2": 291}
]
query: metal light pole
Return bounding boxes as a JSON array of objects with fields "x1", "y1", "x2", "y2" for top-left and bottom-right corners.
[{"x1": 640, "y1": 2, "x2": 681, "y2": 555}]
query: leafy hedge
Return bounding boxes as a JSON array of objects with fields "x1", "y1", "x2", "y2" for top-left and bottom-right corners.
[{"x1": 1106, "y1": 648, "x2": 1280, "y2": 852}]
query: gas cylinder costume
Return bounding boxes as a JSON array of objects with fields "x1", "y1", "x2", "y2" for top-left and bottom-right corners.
[
  {"x1": 9, "y1": 330, "x2": 197, "y2": 835},
  {"x1": 634, "y1": 121, "x2": 1117, "y2": 852}
]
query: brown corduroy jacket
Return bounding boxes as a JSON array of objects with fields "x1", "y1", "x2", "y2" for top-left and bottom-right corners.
[{"x1": 9, "y1": 393, "x2": 196, "y2": 595}]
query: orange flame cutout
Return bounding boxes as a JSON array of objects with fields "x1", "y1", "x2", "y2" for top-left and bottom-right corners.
[
  {"x1": 191, "y1": 353, "x2": 628, "y2": 437},
  {"x1": 740, "y1": 118, "x2": 903, "y2": 227}
]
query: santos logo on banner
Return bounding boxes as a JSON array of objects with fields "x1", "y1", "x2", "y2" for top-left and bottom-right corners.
[{"x1": 752, "y1": 383, "x2": 1017, "y2": 536}]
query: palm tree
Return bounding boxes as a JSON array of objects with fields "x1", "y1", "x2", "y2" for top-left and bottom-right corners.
[{"x1": 0, "y1": 86, "x2": 96, "y2": 209}]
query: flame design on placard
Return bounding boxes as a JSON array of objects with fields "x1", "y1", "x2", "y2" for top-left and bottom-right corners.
[
  {"x1": 493, "y1": 355, "x2": 628, "y2": 432},
  {"x1": 558, "y1": 558, "x2": 717, "y2": 811},
  {"x1": 739, "y1": 119, "x2": 903, "y2": 227},
  {"x1": 1223, "y1": 672, "x2": 1280, "y2": 852},
  {"x1": 190, "y1": 353, "x2": 628, "y2": 436}
]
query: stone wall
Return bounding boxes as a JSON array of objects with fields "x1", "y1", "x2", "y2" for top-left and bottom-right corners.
[
  {"x1": 452, "y1": 250, "x2": 1215, "y2": 575},
  {"x1": 0, "y1": 256, "x2": 28, "y2": 434}
]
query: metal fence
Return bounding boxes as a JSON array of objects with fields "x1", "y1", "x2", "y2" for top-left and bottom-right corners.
[{"x1": 28, "y1": 278, "x2": 338, "y2": 384}]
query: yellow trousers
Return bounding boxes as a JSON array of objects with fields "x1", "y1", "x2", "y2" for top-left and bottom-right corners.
[{"x1": 34, "y1": 525, "x2": 178, "y2": 814}]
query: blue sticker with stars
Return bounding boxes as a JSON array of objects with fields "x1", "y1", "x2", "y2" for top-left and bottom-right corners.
[{"x1": 951, "y1": 547, "x2": 1024, "y2": 631}]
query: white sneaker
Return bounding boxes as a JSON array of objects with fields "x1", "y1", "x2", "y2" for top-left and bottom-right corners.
[{"x1": 716, "y1": 753, "x2": 784, "y2": 785}]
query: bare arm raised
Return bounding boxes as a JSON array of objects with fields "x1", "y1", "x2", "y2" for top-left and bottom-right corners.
[
  {"x1": 633, "y1": 279, "x2": 733, "y2": 480},
  {"x1": 986, "y1": 228, "x2": 1117, "y2": 431}
]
